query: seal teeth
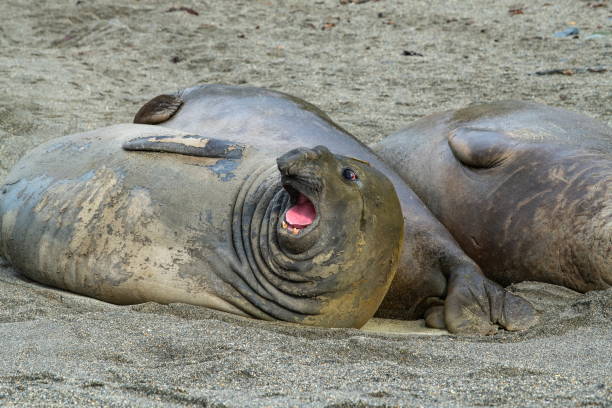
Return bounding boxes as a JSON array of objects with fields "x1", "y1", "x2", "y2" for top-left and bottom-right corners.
[
  {"x1": 282, "y1": 221, "x2": 288, "y2": 229},
  {"x1": 292, "y1": 227, "x2": 299, "y2": 235}
]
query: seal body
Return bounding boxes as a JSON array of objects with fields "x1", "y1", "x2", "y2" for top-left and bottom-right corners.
[
  {"x1": 0, "y1": 124, "x2": 405, "y2": 329},
  {"x1": 373, "y1": 100, "x2": 611, "y2": 292},
  {"x1": 132, "y1": 85, "x2": 538, "y2": 334}
]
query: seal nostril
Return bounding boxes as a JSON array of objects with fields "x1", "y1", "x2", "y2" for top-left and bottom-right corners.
[
  {"x1": 313, "y1": 145, "x2": 331, "y2": 159},
  {"x1": 277, "y1": 156, "x2": 289, "y2": 173},
  {"x1": 277, "y1": 149, "x2": 303, "y2": 173},
  {"x1": 278, "y1": 147, "x2": 321, "y2": 174}
]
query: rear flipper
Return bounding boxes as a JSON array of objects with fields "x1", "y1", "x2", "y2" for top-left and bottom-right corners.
[
  {"x1": 133, "y1": 94, "x2": 183, "y2": 125},
  {"x1": 426, "y1": 266, "x2": 538, "y2": 334}
]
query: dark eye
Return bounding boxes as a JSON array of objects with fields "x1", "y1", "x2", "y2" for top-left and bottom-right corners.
[{"x1": 342, "y1": 168, "x2": 358, "y2": 181}]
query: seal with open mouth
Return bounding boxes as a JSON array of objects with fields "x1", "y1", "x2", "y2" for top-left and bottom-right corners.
[
  {"x1": 131, "y1": 84, "x2": 537, "y2": 334},
  {"x1": 0, "y1": 126, "x2": 403, "y2": 328}
]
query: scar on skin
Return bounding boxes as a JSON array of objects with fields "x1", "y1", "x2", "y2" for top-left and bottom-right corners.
[{"x1": 144, "y1": 136, "x2": 210, "y2": 148}]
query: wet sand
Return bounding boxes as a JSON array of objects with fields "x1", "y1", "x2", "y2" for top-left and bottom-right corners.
[{"x1": 0, "y1": 0, "x2": 610, "y2": 406}]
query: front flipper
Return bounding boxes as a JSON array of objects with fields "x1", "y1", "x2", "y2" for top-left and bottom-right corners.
[
  {"x1": 448, "y1": 127, "x2": 518, "y2": 168},
  {"x1": 122, "y1": 134, "x2": 245, "y2": 159},
  {"x1": 434, "y1": 266, "x2": 537, "y2": 334},
  {"x1": 134, "y1": 94, "x2": 183, "y2": 125}
]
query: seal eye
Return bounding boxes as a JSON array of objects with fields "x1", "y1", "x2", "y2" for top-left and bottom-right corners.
[{"x1": 342, "y1": 168, "x2": 358, "y2": 181}]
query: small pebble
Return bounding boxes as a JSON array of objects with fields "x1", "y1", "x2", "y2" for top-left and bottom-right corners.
[{"x1": 553, "y1": 27, "x2": 580, "y2": 38}]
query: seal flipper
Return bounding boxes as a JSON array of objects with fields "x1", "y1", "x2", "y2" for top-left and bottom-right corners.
[
  {"x1": 441, "y1": 266, "x2": 538, "y2": 334},
  {"x1": 448, "y1": 127, "x2": 518, "y2": 168},
  {"x1": 134, "y1": 94, "x2": 183, "y2": 125},
  {"x1": 122, "y1": 134, "x2": 245, "y2": 159}
]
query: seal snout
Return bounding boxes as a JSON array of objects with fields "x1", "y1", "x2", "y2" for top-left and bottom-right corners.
[
  {"x1": 277, "y1": 146, "x2": 330, "y2": 238},
  {"x1": 276, "y1": 145, "x2": 331, "y2": 177}
]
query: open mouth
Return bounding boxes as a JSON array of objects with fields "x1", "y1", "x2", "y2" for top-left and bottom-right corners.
[{"x1": 281, "y1": 183, "x2": 318, "y2": 236}]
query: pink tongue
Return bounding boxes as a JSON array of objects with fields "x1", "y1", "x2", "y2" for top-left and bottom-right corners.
[{"x1": 285, "y1": 194, "x2": 316, "y2": 228}]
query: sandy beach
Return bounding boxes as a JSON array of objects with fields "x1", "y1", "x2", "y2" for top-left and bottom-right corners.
[{"x1": 0, "y1": 0, "x2": 610, "y2": 406}]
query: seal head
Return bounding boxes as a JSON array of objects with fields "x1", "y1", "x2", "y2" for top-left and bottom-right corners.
[{"x1": 267, "y1": 145, "x2": 404, "y2": 327}]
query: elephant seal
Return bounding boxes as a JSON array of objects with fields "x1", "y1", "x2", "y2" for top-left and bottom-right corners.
[
  {"x1": 0, "y1": 125, "x2": 404, "y2": 329},
  {"x1": 373, "y1": 100, "x2": 611, "y2": 293},
  {"x1": 132, "y1": 84, "x2": 537, "y2": 334}
]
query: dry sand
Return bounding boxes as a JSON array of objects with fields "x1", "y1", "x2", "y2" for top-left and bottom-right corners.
[{"x1": 0, "y1": 0, "x2": 610, "y2": 406}]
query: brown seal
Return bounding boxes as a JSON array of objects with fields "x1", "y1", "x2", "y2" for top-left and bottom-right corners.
[
  {"x1": 0, "y1": 124, "x2": 404, "y2": 329},
  {"x1": 373, "y1": 100, "x2": 611, "y2": 293},
  {"x1": 132, "y1": 85, "x2": 538, "y2": 334}
]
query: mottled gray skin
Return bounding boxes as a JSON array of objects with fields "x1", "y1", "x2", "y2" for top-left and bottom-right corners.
[
  {"x1": 0, "y1": 124, "x2": 405, "y2": 329},
  {"x1": 133, "y1": 85, "x2": 537, "y2": 334},
  {"x1": 373, "y1": 100, "x2": 611, "y2": 294}
]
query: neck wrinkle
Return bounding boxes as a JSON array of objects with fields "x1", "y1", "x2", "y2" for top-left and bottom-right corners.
[{"x1": 225, "y1": 165, "x2": 324, "y2": 320}]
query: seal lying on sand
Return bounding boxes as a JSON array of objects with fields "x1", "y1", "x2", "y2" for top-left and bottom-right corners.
[
  {"x1": 133, "y1": 84, "x2": 536, "y2": 334},
  {"x1": 0, "y1": 125, "x2": 404, "y2": 328},
  {"x1": 373, "y1": 100, "x2": 611, "y2": 294}
]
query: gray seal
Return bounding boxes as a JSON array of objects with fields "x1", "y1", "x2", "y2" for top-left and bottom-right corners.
[
  {"x1": 0, "y1": 124, "x2": 404, "y2": 329},
  {"x1": 373, "y1": 100, "x2": 611, "y2": 294},
  {"x1": 132, "y1": 84, "x2": 537, "y2": 334}
]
